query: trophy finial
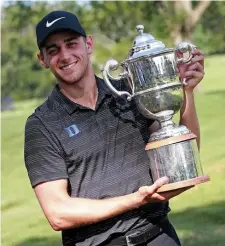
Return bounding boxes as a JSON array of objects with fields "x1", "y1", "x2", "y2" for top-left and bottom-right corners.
[{"x1": 136, "y1": 25, "x2": 144, "y2": 35}]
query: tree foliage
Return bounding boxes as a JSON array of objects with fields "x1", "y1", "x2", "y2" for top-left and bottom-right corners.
[{"x1": 1, "y1": 0, "x2": 225, "y2": 101}]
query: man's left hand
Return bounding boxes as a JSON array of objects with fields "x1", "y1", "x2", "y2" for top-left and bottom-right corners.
[{"x1": 178, "y1": 49, "x2": 205, "y2": 91}]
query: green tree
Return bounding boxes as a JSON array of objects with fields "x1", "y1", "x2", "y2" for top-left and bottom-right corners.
[
  {"x1": 2, "y1": 1, "x2": 52, "y2": 99},
  {"x1": 1, "y1": 1, "x2": 82, "y2": 100},
  {"x1": 193, "y1": 1, "x2": 225, "y2": 54}
]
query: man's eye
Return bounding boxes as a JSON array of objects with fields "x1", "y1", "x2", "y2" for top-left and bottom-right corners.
[
  {"x1": 68, "y1": 42, "x2": 77, "y2": 47},
  {"x1": 48, "y1": 48, "x2": 57, "y2": 55}
]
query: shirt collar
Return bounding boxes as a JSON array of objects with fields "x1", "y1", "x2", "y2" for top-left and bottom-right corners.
[{"x1": 50, "y1": 76, "x2": 112, "y2": 115}]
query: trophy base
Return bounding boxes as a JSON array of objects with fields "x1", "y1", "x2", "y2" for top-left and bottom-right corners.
[{"x1": 157, "y1": 175, "x2": 210, "y2": 193}]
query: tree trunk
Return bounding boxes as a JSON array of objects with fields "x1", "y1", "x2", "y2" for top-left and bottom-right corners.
[{"x1": 172, "y1": 0, "x2": 211, "y2": 45}]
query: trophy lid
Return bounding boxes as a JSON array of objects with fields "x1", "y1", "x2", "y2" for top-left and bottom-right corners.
[{"x1": 129, "y1": 25, "x2": 166, "y2": 59}]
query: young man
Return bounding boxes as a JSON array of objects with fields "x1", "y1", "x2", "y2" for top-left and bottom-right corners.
[{"x1": 24, "y1": 10, "x2": 205, "y2": 246}]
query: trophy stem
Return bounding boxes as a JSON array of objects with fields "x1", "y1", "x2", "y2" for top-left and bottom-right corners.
[
  {"x1": 159, "y1": 118, "x2": 174, "y2": 129},
  {"x1": 155, "y1": 110, "x2": 175, "y2": 130}
]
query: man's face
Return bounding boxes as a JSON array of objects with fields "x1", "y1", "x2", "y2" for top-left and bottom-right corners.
[{"x1": 38, "y1": 30, "x2": 93, "y2": 85}]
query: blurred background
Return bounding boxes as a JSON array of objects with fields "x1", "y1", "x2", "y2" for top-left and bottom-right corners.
[{"x1": 1, "y1": 1, "x2": 225, "y2": 246}]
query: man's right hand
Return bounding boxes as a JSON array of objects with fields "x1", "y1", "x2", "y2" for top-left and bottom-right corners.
[{"x1": 135, "y1": 177, "x2": 193, "y2": 207}]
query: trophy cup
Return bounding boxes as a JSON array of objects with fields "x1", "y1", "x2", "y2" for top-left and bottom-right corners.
[{"x1": 102, "y1": 25, "x2": 210, "y2": 192}]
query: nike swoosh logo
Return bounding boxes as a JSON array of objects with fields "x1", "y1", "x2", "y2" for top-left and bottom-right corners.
[{"x1": 46, "y1": 17, "x2": 65, "y2": 27}]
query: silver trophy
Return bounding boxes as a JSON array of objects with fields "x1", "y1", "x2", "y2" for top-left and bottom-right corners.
[{"x1": 102, "y1": 25, "x2": 210, "y2": 192}]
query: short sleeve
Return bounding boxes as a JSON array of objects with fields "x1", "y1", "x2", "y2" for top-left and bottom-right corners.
[{"x1": 24, "y1": 115, "x2": 68, "y2": 188}]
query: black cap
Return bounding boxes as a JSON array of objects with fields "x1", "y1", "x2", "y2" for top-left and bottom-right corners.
[{"x1": 36, "y1": 10, "x2": 86, "y2": 49}]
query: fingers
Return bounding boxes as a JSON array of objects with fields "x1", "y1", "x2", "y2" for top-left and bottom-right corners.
[
  {"x1": 153, "y1": 187, "x2": 192, "y2": 200},
  {"x1": 137, "y1": 180, "x2": 194, "y2": 205},
  {"x1": 152, "y1": 186, "x2": 193, "y2": 202},
  {"x1": 192, "y1": 49, "x2": 204, "y2": 56},
  {"x1": 153, "y1": 177, "x2": 169, "y2": 190},
  {"x1": 139, "y1": 177, "x2": 169, "y2": 196},
  {"x1": 178, "y1": 49, "x2": 205, "y2": 83},
  {"x1": 183, "y1": 78, "x2": 201, "y2": 90},
  {"x1": 187, "y1": 61, "x2": 203, "y2": 72},
  {"x1": 183, "y1": 63, "x2": 204, "y2": 88},
  {"x1": 184, "y1": 70, "x2": 204, "y2": 81},
  {"x1": 181, "y1": 49, "x2": 205, "y2": 89},
  {"x1": 191, "y1": 49, "x2": 204, "y2": 67},
  {"x1": 186, "y1": 60, "x2": 204, "y2": 78},
  {"x1": 191, "y1": 55, "x2": 204, "y2": 65}
]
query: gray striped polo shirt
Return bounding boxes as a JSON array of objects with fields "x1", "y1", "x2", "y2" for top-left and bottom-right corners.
[{"x1": 24, "y1": 76, "x2": 170, "y2": 246}]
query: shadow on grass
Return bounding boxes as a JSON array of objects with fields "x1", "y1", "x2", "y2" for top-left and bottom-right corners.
[
  {"x1": 15, "y1": 237, "x2": 60, "y2": 246},
  {"x1": 15, "y1": 201, "x2": 225, "y2": 246},
  {"x1": 2, "y1": 199, "x2": 25, "y2": 212},
  {"x1": 169, "y1": 200, "x2": 225, "y2": 246},
  {"x1": 205, "y1": 89, "x2": 225, "y2": 96}
]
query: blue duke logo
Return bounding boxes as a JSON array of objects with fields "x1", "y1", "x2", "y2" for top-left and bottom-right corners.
[{"x1": 64, "y1": 124, "x2": 80, "y2": 137}]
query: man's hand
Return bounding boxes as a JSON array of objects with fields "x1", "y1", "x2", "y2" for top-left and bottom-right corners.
[
  {"x1": 135, "y1": 177, "x2": 193, "y2": 207},
  {"x1": 178, "y1": 49, "x2": 205, "y2": 91},
  {"x1": 33, "y1": 177, "x2": 193, "y2": 230}
]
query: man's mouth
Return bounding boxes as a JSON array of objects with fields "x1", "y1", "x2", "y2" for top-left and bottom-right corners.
[{"x1": 60, "y1": 62, "x2": 77, "y2": 70}]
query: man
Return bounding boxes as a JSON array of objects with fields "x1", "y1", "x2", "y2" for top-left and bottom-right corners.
[{"x1": 24, "y1": 10, "x2": 205, "y2": 246}]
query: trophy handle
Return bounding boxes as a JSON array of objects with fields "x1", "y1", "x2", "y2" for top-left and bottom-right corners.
[
  {"x1": 176, "y1": 42, "x2": 196, "y2": 64},
  {"x1": 102, "y1": 59, "x2": 133, "y2": 100},
  {"x1": 175, "y1": 42, "x2": 197, "y2": 86}
]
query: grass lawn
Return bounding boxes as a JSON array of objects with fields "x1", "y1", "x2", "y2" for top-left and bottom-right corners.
[
  {"x1": 170, "y1": 54, "x2": 225, "y2": 245},
  {"x1": 2, "y1": 55, "x2": 225, "y2": 246}
]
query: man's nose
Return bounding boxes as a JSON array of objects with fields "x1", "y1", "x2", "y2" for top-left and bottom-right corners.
[{"x1": 59, "y1": 46, "x2": 71, "y2": 62}]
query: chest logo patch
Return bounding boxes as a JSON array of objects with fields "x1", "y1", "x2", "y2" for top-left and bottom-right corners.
[{"x1": 64, "y1": 124, "x2": 80, "y2": 137}]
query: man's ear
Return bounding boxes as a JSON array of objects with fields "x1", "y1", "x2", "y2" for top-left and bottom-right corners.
[
  {"x1": 37, "y1": 51, "x2": 49, "y2": 69},
  {"x1": 86, "y1": 35, "x2": 94, "y2": 54}
]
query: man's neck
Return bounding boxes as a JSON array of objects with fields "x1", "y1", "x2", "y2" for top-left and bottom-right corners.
[{"x1": 59, "y1": 73, "x2": 98, "y2": 110}]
